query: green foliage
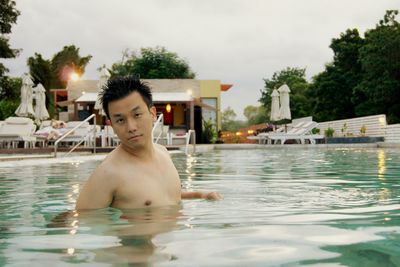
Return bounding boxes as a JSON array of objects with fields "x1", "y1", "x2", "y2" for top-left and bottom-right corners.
[
  {"x1": 324, "y1": 127, "x2": 335, "y2": 137},
  {"x1": 202, "y1": 119, "x2": 217, "y2": 144},
  {"x1": 341, "y1": 123, "x2": 348, "y2": 136},
  {"x1": 0, "y1": 100, "x2": 19, "y2": 120},
  {"x1": 360, "y1": 125, "x2": 367, "y2": 136},
  {"x1": 27, "y1": 45, "x2": 92, "y2": 117},
  {"x1": 0, "y1": 76, "x2": 21, "y2": 100},
  {"x1": 260, "y1": 67, "x2": 312, "y2": 120},
  {"x1": 28, "y1": 45, "x2": 92, "y2": 89},
  {"x1": 310, "y1": 29, "x2": 363, "y2": 122},
  {"x1": 311, "y1": 128, "x2": 320, "y2": 134},
  {"x1": 110, "y1": 46, "x2": 195, "y2": 79},
  {"x1": 353, "y1": 10, "x2": 400, "y2": 123},
  {"x1": 221, "y1": 107, "x2": 246, "y2": 132},
  {"x1": 0, "y1": 0, "x2": 20, "y2": 79},
  {"x1": 243, "y1": 105, "x2": 268, "y2": 126}
]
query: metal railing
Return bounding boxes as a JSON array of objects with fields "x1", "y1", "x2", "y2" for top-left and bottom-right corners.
[
  {"x1": 54, "y1": 114, "x2": 97, "y2": 157},
  {"x1": 151, "y1": 113, "x2": 164, "y2": 144},
  {"x1": 185, "y1": 129, "x2": 196, "y2": 154}
]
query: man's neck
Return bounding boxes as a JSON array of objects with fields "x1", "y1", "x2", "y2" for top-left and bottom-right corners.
[{"x1": 120, "y1": 142, "x2": 155, "y2": 161}]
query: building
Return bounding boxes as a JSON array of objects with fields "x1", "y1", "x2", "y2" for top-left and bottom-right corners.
[{"x1": 55, "y1": 79, "x2": 232, "y2": 142}]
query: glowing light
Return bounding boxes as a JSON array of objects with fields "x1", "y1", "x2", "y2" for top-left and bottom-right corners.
[
  {"x1": 378, "y1": 149, "x2": 386, "y2": 179},
  {"x1": 67, "y1": 248, "x2": 75, "y2": 255},
  {"x1": 236, "y1": 132, "x2": 242, "y2": 136},
  {"x1": 70, "y1": 72, "x2": 80, "y2": 81},
  {"x1": 248, "y1": 130, "x2": 254, "y2": 135},
  {"x1": 166, "y1": 104, "x2": 172, "y2": 113}
]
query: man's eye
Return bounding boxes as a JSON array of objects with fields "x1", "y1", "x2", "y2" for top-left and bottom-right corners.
[
  {"x1": 116, "y1": 118, "x2": 124, "y2": 123},
  {"x1": 135, "y1": 113, "x2": 142, "y2": 118}
]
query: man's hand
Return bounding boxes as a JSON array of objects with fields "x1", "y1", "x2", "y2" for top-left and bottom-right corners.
[
  {"x1": 202, "y1": 192, "x2": 223, "y2": 201},
  {"x1": 181, "y1": 191, "x2": 223, "y2": 200}
]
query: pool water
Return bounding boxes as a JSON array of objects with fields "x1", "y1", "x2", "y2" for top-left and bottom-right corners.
[{"x1": 0, "y1": 148, "x2": 399, "y2": 266}]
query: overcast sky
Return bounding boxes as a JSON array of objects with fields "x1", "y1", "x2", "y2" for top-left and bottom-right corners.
[{"x1": 4, "y1": 0, "x2": 399, "y2": 120}]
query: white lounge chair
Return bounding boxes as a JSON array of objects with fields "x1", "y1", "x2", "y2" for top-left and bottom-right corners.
[
  {"x1": 268, "y1": 121, "x2": 324, "y2": 145},
  {"x1": 247, "y1": 123, "x2": 303, "y2": 144},
  {"x1": 57, "y1": 121, "x2": 92, "y2": 147},
  {"x1": 0, "y1": 117, "x2": 37, "y2": 148},
  {"x1": 168, "y1": 130, "x2": 191, "y2": 146}
]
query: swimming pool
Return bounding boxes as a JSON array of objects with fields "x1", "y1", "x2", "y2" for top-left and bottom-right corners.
[{"x1": 0, "y1": 148, "x2": 399, "y2": 266}]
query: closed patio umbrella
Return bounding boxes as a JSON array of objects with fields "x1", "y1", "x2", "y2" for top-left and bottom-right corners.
[
  {"x1": 34, "y1": 83, "x2": 50, "y2": 121},
  {"x1": 270, "y1": 89, "x2": 280, "y2": 122},
  {"x1": 94, "y1": 67, "x2": 110, "y2": 116},
  {"x1": 15, "y1": 74, "x2": 35, "y2": 117},
  {"x1": 278, "y1": 84, "x2": 291, "y2": 121}
]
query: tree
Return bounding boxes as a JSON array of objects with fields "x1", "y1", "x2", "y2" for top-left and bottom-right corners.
[
  {"x1": 0, "y1": 0, "x2": 20, "y2": 120},
  {"x1": 110, "y1": 46, "x2": 195, "y2": 78},
  {"x1": 353, "y1": 10, "x2": 400, "y2": 123},
  {"x1": 221, "y1": 107, "x2": 245, "y2": 132},
  {"x1": 260, "y1": 67, "x2": 311, "y2": 120},
  {"x1": 27, "y1": 45, "x2": 92, "y2": 116},
  {"x1": 310, "y1": 29, "x2": 364, "y2": 122},
  {"x1": 0, "y1": 0, "x2": 20, "y2": 77},
  {"x1": 243, "y1": 105, "x2": 268, "y2": 126}
]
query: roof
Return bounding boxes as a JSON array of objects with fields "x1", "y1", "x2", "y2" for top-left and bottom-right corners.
[
  {"x1": 221, "y1": 84, "x2": 233, "y2": 92},
  {"x1": 75, "y1": 92, "x2": 98, "y2": 102},
  {"x1": 74, "y1": 92, "x2": 193, "y2": 103}
]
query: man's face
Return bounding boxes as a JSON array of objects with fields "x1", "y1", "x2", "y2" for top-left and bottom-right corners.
[{"x1": 108, "y1": 91, "x2": 156, "y2": 149}]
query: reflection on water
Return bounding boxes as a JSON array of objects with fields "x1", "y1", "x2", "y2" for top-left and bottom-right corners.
[{"x1": 0, "y1": 148, "x2": 400, "y2": 266}]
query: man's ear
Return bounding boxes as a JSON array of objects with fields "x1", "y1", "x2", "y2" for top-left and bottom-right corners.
[{"x1": 150, "y1": 106, "x2": 157, "y2": 122}]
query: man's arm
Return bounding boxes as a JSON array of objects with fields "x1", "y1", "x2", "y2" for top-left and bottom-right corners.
[
  {"x1": 181, "y1": 191, "x2": 223, "y2": 200},
  {"x1": 75, "y1": 167, "x2": 115, "y2": 210}
]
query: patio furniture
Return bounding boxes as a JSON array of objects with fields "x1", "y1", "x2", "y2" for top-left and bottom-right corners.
[
  {"x1": 268, "y1": 121, "x2": 324, "y2": 145},
  {"x1": 0, "y1": 117, "x2": 37, "y2": 148}
]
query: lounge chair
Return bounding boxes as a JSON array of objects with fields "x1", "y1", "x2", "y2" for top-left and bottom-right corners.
[
  {"x1": 57, "y1": 121, "x2": 92, "y2": 147},
  {"x1": 0, "y1": 117, "x2": 37, "y2": 148},
  {"x1": 168, "y1": 130, "x2": 191, "y2": 146},
  {"x1": 268, "y1": 121, "x2": 324, "y2": 144},
  {"x1": 103, "y1": 125, "x2": 120, "y2": 146}
]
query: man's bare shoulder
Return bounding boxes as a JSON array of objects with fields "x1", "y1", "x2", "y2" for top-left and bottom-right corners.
[{"x1": 154, "y1": 143, "x2": 169, "y2": 155}]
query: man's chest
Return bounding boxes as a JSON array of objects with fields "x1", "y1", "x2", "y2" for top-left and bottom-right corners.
[{"x1": 112, "y1": 166, "x2": 181, "y2": 209}]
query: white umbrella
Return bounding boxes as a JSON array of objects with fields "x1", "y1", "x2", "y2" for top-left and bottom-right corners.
[
  {"x1": 34, "y1": 83, "x2": 50, "y2": 121},
  {"x1": 94, "y1": 67, "x2": 110, "y2": 116},
  {"x1": 15, "y1": 74, "x2": 35, "y2": 117},
  {"x1": 270, "y1": 89, "x2": 280, "y2": 122},
  {"x1": 278, "y1": 84, "x2": 291, "y2": 120}
]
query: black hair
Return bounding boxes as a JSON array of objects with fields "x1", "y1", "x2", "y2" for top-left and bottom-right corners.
[{"x1": 99, "y1": 76, "x2": 153, "y2": 119}]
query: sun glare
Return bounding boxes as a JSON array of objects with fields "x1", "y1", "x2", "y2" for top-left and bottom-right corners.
[{"x1": 70, "y1": 72, "x2": 80, "y2": 81}]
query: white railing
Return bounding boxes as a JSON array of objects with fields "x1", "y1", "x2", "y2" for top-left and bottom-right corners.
[
  {"x1": 54, "y1": 114, "x2": 97, "y2": 157},
  {"x1": 152, "y1": 113, "x2": 164, "y2": 144},
  {"x1": 185, "y1": 129, "x2": 196, "y2": 154}
]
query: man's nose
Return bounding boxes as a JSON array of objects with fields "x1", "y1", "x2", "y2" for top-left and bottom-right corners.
[{"x1": 126, "y1": 118, "x2": 138, "y2": 132}]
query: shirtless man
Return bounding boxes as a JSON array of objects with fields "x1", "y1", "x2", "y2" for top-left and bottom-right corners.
[{"x1": 76, "y1": 76, "x2": 222, "y2": 210}]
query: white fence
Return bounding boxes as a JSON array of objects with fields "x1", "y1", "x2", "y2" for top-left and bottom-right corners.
[
  {"x1": 385, "y1": 124, "x2": 400, "y2": 143},
  {"x1": 317, "y1": 114, "x2": 387, "y2": 138}
]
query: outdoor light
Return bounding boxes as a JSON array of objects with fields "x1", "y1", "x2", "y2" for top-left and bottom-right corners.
[
  {"x1": 70, "y1": 72, "x2": 80, "y2": 81},
  {"x1": 236, "y1": 131, "x2": 242, "y2": 136},
  {"x1": 248, "y1": 130, "x2": 254, "y2": 135},
  {"x1": 166, "y1": 103, "x2": 172, "y2": 113}
]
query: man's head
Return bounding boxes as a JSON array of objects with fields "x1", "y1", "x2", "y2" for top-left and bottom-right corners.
[
  {"x1": 100, "y1": 76, "x2": 153, "y2": 119},
  {"x1": 99, "y1": 76, "x2": 157, "y2": 150}
]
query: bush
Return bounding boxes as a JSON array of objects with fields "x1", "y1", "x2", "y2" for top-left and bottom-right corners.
[
  {"x1": 0, "y1": 100, "x2": 19, "y2": 120},
  {"x1": 324, "y1": 127, "x2": 335, "y2": 137},
  {"x1": 311, "y1": 127, "x2": 320, "y2": 134},
  {"x1": 202, "y1": 119, "x2": 217, "y2": 144}
]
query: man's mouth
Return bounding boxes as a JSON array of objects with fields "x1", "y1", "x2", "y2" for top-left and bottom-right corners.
[{"x1": 128, "y1": 134, "x2": 142, "y2": 141}]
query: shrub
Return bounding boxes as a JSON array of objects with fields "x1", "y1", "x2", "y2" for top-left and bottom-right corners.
[
  {"x1": 202, "y1": 119, "x2": 217, "y2": 144},
  {"x1": 311, "y1": 127, "x2": 320, "y2": 134},
  {"x1": 324, "y1": 127, "x2": 335, "y2": 137},
  {"x1": 360, "y1": 125, "x2": 367, "y2": 136},
  {"x1": 0, "y1": 100, "x2": 19, "y2": 120}
]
